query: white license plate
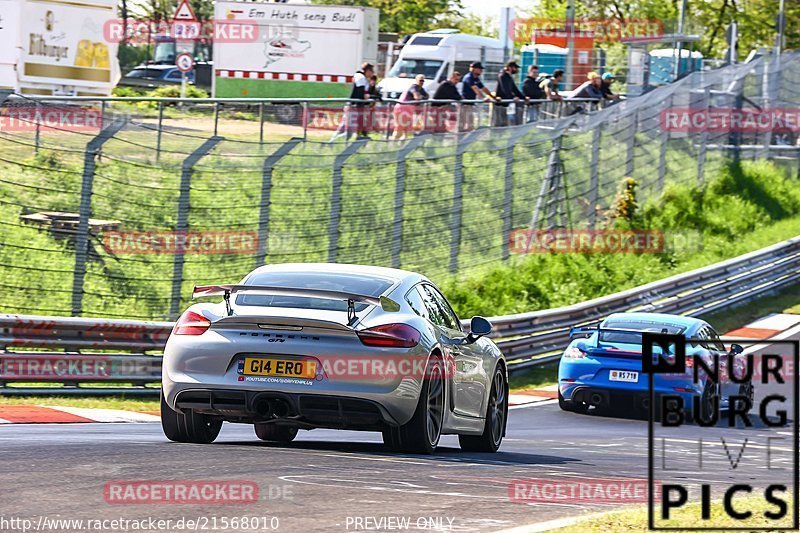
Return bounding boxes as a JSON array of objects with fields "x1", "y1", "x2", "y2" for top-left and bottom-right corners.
[{"x1": 609, "y1": 370, "x2": 639, "y2": 383}]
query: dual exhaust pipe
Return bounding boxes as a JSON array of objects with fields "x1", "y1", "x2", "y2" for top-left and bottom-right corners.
[{"x1": 253, "y1": 398, "x2": 291, "y2": 419}]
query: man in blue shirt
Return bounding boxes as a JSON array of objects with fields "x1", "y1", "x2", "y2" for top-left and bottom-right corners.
[
  {"x1": 460, "y1": 62, "x2": 495, "y2": 130},
  {"x1": 461, "y1": 62, "x2": 494, "y2": 101}
]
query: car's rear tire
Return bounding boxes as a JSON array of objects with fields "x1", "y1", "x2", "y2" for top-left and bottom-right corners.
[
  {"x1": 558, "y1": 390, "x2": 589, "y2": 414},
  {"x1": 254, "y1": 423, "x2": 298, "y2": 443},
  {"x1": 697, "y1": 380, "x2": 720, "y2": 424},
  {"x1": 160, "y1": 389, "x2": 222, "y2": 444},
  {"x1": 397, "y1": 355, "x2": 445, "y2": 454},
  {"x1": 459, "y1": 365, "x2": 507, "y2": 453}
]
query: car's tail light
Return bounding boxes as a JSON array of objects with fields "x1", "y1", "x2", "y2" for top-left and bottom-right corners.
[
  {"x1": 357, "y1": 324, "x2": 420, "y2": 347},
  {"x1": 563, "y1": 346, "x2": 587, "y2": 359},
  {"x1": 174, "y1": 311, "x2": 211, "y2": 335}
]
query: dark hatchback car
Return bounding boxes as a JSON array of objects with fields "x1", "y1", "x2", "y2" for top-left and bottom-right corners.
[{"x1": 118, "y1": 65, "x2": 195, "y2": 90}]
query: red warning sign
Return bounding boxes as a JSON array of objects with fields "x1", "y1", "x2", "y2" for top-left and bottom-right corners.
[{"x1": 173, "y1": 0, "x2": 197, "y2": 21}]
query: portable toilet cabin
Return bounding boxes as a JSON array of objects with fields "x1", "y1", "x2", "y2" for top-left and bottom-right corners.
[
  {"x1": 520, "y1": 44, "x2": 567, "y2": 81},
  {"x1": 649, "y1": 48, "x2": 703, "y2": 85}
]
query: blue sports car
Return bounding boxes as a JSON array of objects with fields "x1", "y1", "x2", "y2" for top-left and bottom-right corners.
[{"x1": 558, "y1": 313, "x2": 753, "y2": 418}]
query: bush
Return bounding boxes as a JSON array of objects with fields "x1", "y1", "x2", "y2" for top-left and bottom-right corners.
[
  {"x1": 442, "y1": 160, "x2": 800, "y2": 318},
  {"x1": 112, "y1": 86, "x2": 144, "y2": 97},
  {"x1": 146, "y1": 85, "x2": 209, "y2": 99}
]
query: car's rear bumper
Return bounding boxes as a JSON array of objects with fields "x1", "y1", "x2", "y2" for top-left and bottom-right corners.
[
  {"x1": 561, "y1": 383, "x2": 698, "y2": 411},
  {"x1": 169, "y1": 387, "x2": 399, "y2": 430}
]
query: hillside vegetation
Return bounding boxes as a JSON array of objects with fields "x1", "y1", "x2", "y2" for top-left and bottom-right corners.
[{"x1": 443, "y1": 160, "x2": 800, "y2": 318}]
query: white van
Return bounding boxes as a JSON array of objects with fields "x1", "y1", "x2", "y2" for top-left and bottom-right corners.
[{"x1": 378, "y1": 29, "x2": 506, "y2": 99}]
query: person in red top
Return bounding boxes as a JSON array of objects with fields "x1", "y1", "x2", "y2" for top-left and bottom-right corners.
[{"x1": 392, "y1": 74, "x2": 429, "y2": 140}]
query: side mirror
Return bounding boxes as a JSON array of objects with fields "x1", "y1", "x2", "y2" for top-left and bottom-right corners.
[
  {"x1": 467, "y1": 316, "x2": 492, "y2": 343},
  {"x1": 729, "y1": 343, "x2": 744, "y2": 355}
]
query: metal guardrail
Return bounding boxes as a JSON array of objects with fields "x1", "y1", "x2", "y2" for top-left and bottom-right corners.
[{"x1": 1, "y1": 236, "x2": 799, "y2": 395}]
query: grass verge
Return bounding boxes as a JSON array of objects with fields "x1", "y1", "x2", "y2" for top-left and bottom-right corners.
[
  {"x1": 701, "y1": 281, "x2": 800, "y2": 334},
  {"x1": 0, "y1": 395, "x2": 159, "y2": 412},
  {"x1": 509, "y1": 362, "x2": 558, "y2": 392},
  {"x1": 553, "y1": 494, "x2": 795, "y2": 532}
]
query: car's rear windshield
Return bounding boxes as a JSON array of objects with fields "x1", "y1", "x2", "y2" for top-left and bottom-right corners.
[
  {"x1": 235, "y1": 271, "x2": 395, "y2": 312},
  {"x1": 599, "y1": 322, "x2": 686, "y2": 345}
]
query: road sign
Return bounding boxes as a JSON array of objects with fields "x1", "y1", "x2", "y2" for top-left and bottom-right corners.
[
  {"x1": 176, "y1": 52, "x2": 195, "y2": 73},
  {"x1": 174, "y1": 0, "x2": 197, "y2": 21}
]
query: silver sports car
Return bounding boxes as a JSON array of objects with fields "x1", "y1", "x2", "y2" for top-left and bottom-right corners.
[{"x1": 161, "y1": 263, "x2": 508, "y2": 454}]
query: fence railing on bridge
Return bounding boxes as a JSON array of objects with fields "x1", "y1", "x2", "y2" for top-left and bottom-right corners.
[{"x1": 0, "y1": 52, "x2": 797, "y2": 323}]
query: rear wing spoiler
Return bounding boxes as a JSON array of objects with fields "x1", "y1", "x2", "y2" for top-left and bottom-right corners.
[
  {"x1": 192, "y1": 284, "x2": 400, "y2": 324},
  {"x1": 569, "y1": 323, "x2": 600, "y2": 339}
]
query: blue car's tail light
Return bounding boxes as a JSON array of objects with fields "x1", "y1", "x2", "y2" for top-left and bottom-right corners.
[{"x1": 563, "y1": 346, "x2": 587, "y2": 359}]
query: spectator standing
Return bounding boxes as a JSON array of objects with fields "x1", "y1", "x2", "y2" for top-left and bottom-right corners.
[
  {"x1": 330, "y1": 62, "x2": 373, "y2": 141},
  {"x1": 543, "y1": 69, "x2": 564, "y2": 101},
  {"x1": 600, "y1": 72, "x2": 620, "y2": 101},
  {"x1": 461, "y1": 62, "x2": 494, "y2": 129},
  {"x1": 493, "y1": 60, "x2": 527, "y2": 127},
  {"x1": 522, "y1": 64, "x2": 545, "y2": 123},
  {"x1": 392, "y1": 74, "x2": 429, "y2": 140},
  {"x1": 569, "y1": 71, "x2": 604, "y2": 114},
  {"x1": 432, "y1": 71, "x2": 462, "y2": 132}
]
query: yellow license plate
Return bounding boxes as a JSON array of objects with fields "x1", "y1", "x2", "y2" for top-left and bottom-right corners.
[{"x1": 241, "y1": 357, "x2": 316, "y2": 379}]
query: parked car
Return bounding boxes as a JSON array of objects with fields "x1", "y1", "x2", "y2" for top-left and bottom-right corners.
[
  {"x1": 161, "y1": 263, "x2": 508, "y2": 454},
  {"x1": 558, "y1": 312, "x2": 753, "y2": 418},
  {"x1": 118, "y1": 65, "x2": 195, "y2": 90}
]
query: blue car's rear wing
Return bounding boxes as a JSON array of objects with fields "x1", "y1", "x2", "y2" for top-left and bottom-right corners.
[
  {"x1": 569, "y1": 323, "x2": 600, "y2": 339},
  {"x1": 569, "y1": 323, "x2": 677, "y2": 340}
]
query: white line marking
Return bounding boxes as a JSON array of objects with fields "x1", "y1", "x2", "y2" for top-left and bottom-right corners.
[{"x1": 510, "y1": 399, "x2": 558, "y2": 410}]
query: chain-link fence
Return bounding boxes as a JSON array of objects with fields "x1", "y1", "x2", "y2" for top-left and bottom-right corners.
[{"x1": 0, "y1": 52, "x2": 797, "y2": 320}]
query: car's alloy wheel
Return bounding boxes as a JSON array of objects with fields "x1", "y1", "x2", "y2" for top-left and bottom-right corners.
[
  {"x1": 459, "y1": 365, "x2": 507, "y2": 453},
  {"x1": 698, "y1": 380, "x2": 720, "y2": 425},
  {"x1": 396, "y1": 355, "x2": 445, "y2": 454},
  {"x1": 425, "y1": 360, "x2": 445, "y2": 447},
  {"x1": 160, "y1": 389, "x2": 222, "y2": 444}
]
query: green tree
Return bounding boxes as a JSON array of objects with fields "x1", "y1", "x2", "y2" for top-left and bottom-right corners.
[{"x1": 522, "y1": 0, "x2": 797, "y2": 60}]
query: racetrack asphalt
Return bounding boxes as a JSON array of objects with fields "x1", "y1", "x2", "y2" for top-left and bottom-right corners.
[
  {"x1": 0, "y1": 405, "x2": 793, "y2": 531},
  {"x1": 0, "y1": 331, "x2": 796, "y2": 532}
]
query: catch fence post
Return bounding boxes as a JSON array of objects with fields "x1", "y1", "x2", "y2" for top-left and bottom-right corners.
[
  {"x1": 259, "y1": 103, "x2": 265, "y2": 145},
  {"x1": 697, "y1": 89, "x2": 709, "y2": 185},
  {"x1": 502, "y1": 126, "x2": 535, "y2": 261},
  {"x1": 657, "y1": 96, "x2": 672, "y2": 193},
  {"x1": 168, "y1": 136, "x2": 223, "y2": 319},
  {"x1": 625, "y1": 110, "x2": 638, "y2": 177},
  {"x1": 391, "y1": 135, "x2": 427, "y2": 268},
  {"x1": 328, "y1": 138, "x2": 369, "y2": 263},
  {"x1": 449, "y1": 129, "x2": 484, "y2": 273},
  {"x1": 156, "y1": 101, "x2": 164, "y2": 161},
  {"x1": 256, "y1": 138, "x2": 301, "y2": 267},
  {"x1": 588, "y1": 126, "x2": 602, "y2": 228},
  {"x1": 71, "y1": 118, "x2": 127, "y2": 316}
]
